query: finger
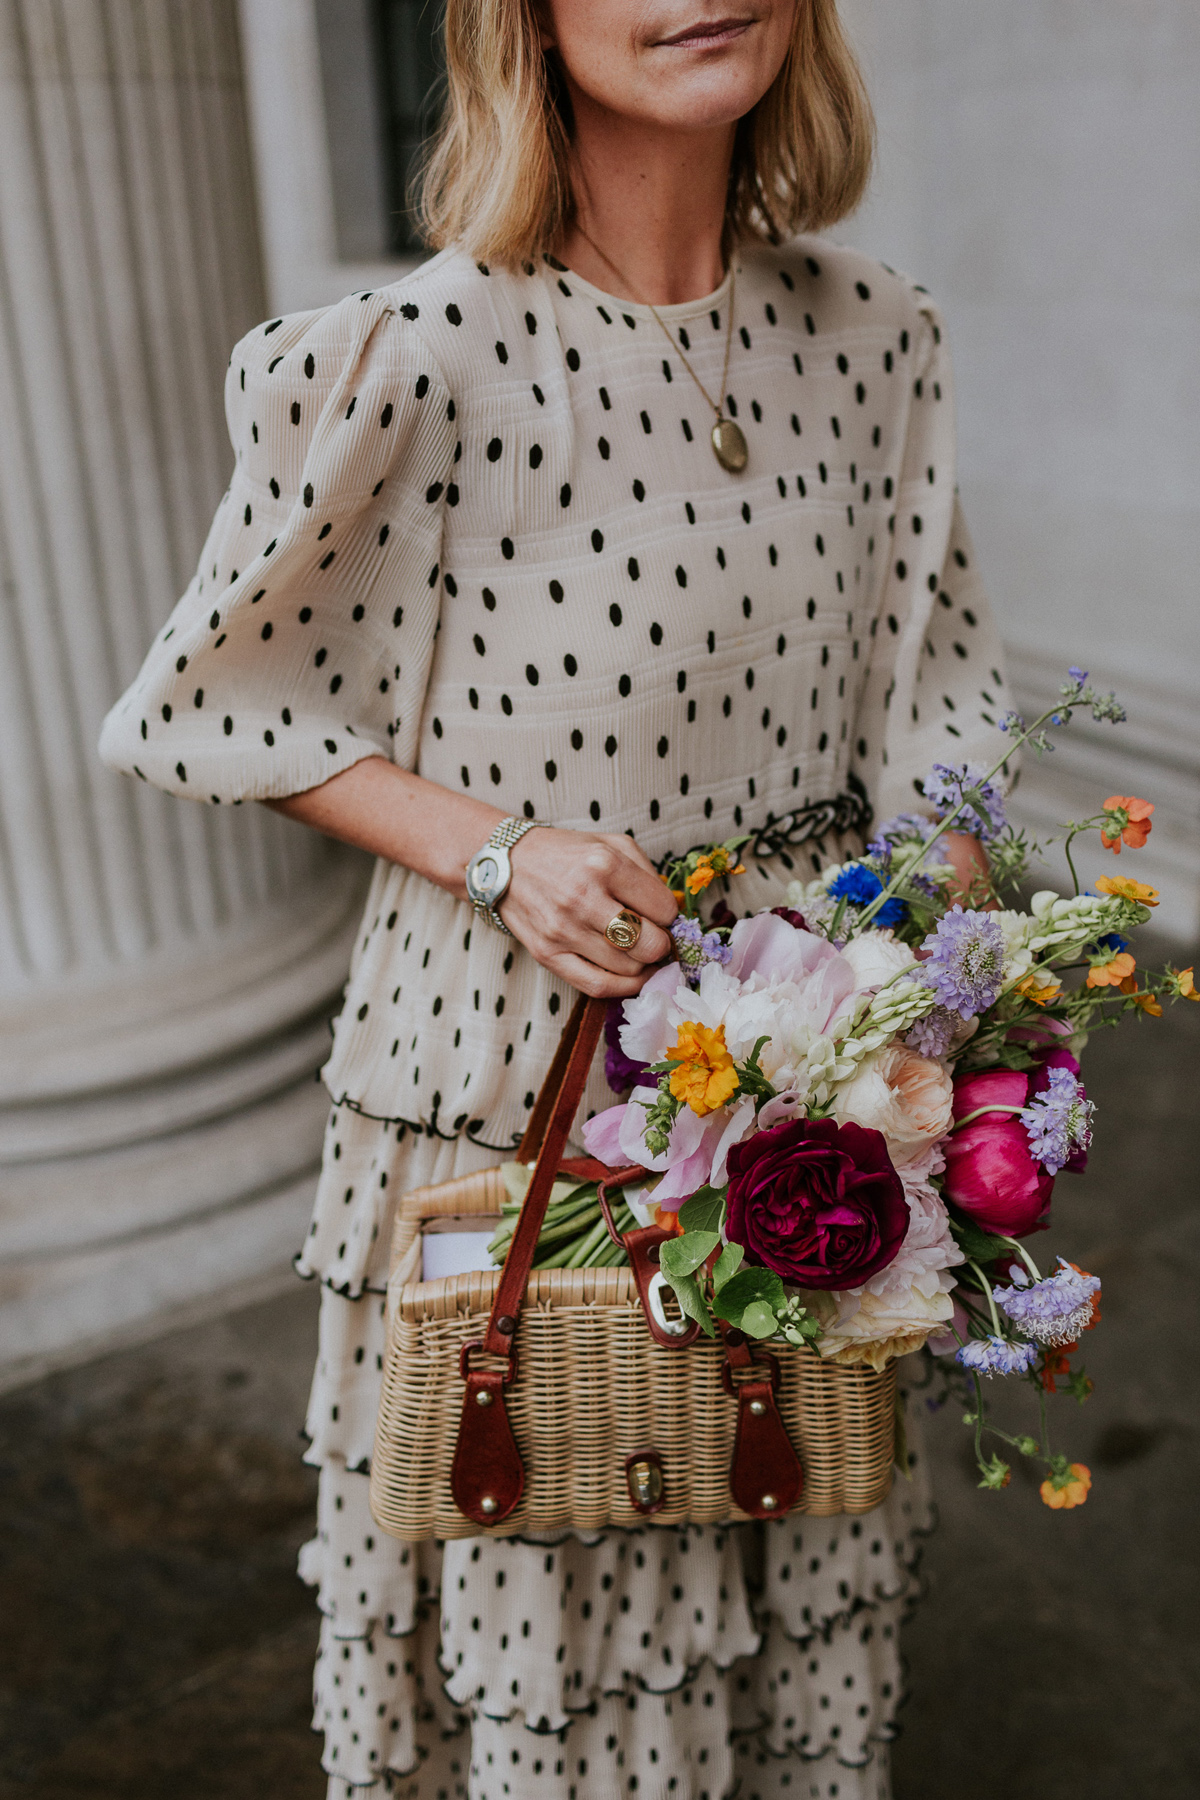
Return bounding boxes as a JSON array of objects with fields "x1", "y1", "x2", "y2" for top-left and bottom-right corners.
[
  {"x1": 593, "y1": 904, "x2": 673, "y2": 968},
  {"x1": 546, "y1": 950, "x2": 659, "y2": 1002},
  {"x1": 500, "y1": 894, "x2": 649, "y2": 979},
  {"x1": 606, "y1": 859, "x2": 678, "y2": 929}
]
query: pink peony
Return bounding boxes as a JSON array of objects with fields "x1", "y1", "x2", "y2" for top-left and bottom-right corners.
[
  {"x1": 725, "y1": 1117, "x2": 908, "y2": 1289},
  {"x1": 941, "y1": 1068, "x2": 1054, "y2": 1236}
]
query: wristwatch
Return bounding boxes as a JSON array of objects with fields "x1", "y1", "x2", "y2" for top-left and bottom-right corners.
[{"x1": 464, "y1": 816, "x2": 546, "y2": 934}]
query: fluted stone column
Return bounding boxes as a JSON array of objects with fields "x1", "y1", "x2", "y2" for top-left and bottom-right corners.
[{"x1": 0, "y1": 0, "x2": 368, "y2": 1381}]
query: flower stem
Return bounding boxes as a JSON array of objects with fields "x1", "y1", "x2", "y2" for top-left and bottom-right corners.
[
  {"x1": 1000, "y1": 1237, "x2": 1043, "y2": 1282},
  {"x1": 967, "y1": 1258, "x2": 1003, "y2": 1335},
  {"x1": 853, "y1": 701, "x2": 1084, "y2": 933}
]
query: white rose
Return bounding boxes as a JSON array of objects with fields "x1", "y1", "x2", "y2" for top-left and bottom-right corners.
[
  {"x1": 831, "y1": 1042, "x2": 953, "y2": 1157},
  {"x1": 812, "y1": 1279, "x2": 957, "y2": 1371},
  {"x1": 839, "y1": 929, "x2": 918, "y2": 993}
]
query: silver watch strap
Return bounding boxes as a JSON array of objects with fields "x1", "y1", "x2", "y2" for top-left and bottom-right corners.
[{"x1": 472, "y1": 816, "x2": 546, "y2": 933}]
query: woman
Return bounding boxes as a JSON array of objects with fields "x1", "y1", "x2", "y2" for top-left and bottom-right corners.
[{"x1": 101, "y1": 1, "x2": 1009, "y2": 1793}]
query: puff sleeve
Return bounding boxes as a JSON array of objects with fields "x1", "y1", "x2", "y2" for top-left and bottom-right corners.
[
  {"x1": 848, "y1": 298, "x2": 1012, "y2": 823},
  {"x1": 99, "y1": 290, "x2": 457, "y2": 803}
]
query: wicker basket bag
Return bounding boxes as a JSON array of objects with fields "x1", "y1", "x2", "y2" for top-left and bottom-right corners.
[{"x1": 370, "y1": 997, "x2": 896, "y2": 1541}]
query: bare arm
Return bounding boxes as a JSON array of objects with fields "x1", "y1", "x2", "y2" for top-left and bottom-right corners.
[{"x1": 265, "y1": 756, "x2": 677, "y2": 999}]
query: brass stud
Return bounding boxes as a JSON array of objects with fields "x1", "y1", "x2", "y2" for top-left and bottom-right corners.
[
  {"x1": 475, "y1": 1389, "x2": 494, "y2": 1407},
  {"x1": 480, "y1": 1496, "x2": 498, "y2": 1514},
  {"x1": 749, "y1": 1399, "x2": 766, "y2": 1416},
  {"x1": 761, "y1": 1494, "x2": 778, "y2": 1511}
]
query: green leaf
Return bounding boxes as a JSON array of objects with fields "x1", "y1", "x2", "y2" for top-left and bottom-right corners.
[
  {"x1": 740, "y1": 1300, "x2": 779, "y2": 1339},
  {"x1": 712, "y1": 1242, "x2": 744, "y2": 1290},
  {"x1": 659, "y1": 1230, "x2": 720, "y2": 1279},
  {"x1": 947, "y1": 1212, "x2": 1012, "y2": 1265},
  {"x1": 662, "y1": 1269, "x2": 716, "y2": 1338},
  {"x1": 711, "y1": 1266, "x2": 786, "y2": 1326},
  {"x1": 678, "y1": 1188, "x2": 726, "y2": 1234}
]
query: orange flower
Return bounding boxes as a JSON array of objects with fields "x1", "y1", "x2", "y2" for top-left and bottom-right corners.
[
  {"x1": 1016, "y1": 969, "x2": 1063, "y2": 1007},
  {"x1": 1095, "y1": 874, "x2": 1159, "y2": 907},
  {"x1": 1118, "y1": 977, "x2": 1162, "y2": 1016},
  {"x1": 1040, "y1": 1462, "x2": 1092, "y2": 1510},
  {"x1": 686, "y1": 858, "x2": 717, "y2": 895},
  {"x1": 1169, "y1": 967, "x2": 1200, "y2": 1003},
  {"x1": 1087, "y1": 951, "x2": 1136, "y2": 989},
  {"x1": 1039, "y1": 1348, "x2": 1073, "y2": 1393},
  {"x1": 1100, "y1": 795, "x2": 1154, "y2": 853},
  {"x1": 666, "y1": 1021, "x2": 739, "y2": 1117}
]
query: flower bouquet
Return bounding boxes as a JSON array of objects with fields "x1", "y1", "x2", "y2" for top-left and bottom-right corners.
[{"x1": 514, "y1": 669, "x2": 1195, "y2": 1508}]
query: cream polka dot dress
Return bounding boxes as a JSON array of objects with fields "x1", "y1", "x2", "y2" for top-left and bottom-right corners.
[{"x1": 101, "y1": 236, "x2": 1008, "y2": 1798}]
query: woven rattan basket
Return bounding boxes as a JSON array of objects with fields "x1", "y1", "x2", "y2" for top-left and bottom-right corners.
[{"x1": 369, "y1": 1164, "x2": 897, "y2": 1540}]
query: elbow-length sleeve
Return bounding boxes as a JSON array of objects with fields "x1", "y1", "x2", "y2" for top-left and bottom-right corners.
[
  {"x1": 99, "y1": 290, "x2": 457, "y2": 803},
  {"x1": 849, "y1": 295, "x2": 1012, "y2": 824}
]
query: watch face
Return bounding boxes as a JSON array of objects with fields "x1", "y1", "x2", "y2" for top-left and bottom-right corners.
[{"x1": 467, "y1": 846, "x2": 509, "y2": 906}]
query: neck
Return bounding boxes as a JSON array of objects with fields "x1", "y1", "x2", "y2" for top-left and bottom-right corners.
[{"x1": 557, "y1": 93, "x2": 734, "y2": 306}]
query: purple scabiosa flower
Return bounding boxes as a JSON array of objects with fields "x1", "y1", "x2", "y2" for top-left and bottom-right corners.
[
  {"x1": 604, "y1": 1001, "x2": 650, "y2": 1094},
  {"x1": 827, "y1": 862, "x2": 907, "y2": 929},
  {"x1": 670, "y1": 914, "x2": 732, "y2": 988},
  {"x1": 956, "y1": 1335, "x2": 1039, "y2": 1377},
  {"x1": 919, "y1": 906, "x2": 1006, "y2": 1019},
  {"x1": 1019, "y1": 1067, "x2": 1094, "y2": 1175},
  {"x1": 923, "y1": 762, "x2": 1007, "y2": 842},
  {"x1": 993, "y1": 1257, "x2": 1100, "y2": 1347},
  {"x1": 905, "y1": 1005, "x2": 959, "y2": 1058}
]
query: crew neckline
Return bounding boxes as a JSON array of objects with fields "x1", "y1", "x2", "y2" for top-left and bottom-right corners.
[{"x1": 541, "y1": 254, "x2": 737, "y2": 323}]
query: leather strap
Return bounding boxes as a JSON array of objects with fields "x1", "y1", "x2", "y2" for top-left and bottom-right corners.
[
  {"x1": 451, "y1": 993, "x2": 606, "y2": 1527},
  {"x1": 722, "y1": 1327, "x2": 804, "y2": 1518}
]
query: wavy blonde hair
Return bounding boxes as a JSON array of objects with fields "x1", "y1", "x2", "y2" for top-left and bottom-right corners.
[{"x1": 418, "y1": 2, "x2": 874, "y2": 266}]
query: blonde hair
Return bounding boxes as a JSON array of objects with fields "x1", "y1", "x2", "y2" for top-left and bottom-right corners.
[{"x1": 418, "y1": 1, "x2": 874, "y2": 267}]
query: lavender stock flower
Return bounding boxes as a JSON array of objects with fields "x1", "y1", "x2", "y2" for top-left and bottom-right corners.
[
  {"x1": 671, "y1": 915, "x2": 732, "y2": 988},
  {"x1": 905, "y1": 1005, "x2": 959, "y2": 1058},
  {"x1": 919, "y1": 907, "x2": 1006, "y2": 1019},
  {"x1": 956, "y1": 1335, "x2": 1040, "y2": 1377},
  {"x1": 994, "y1": 1258, "x2": 1101, "y2": 1348},
  {"x1": 1020, "y1": 1067, "x2": 1094, "y2": 1175},
  {"x1": 923, "y1": 762, "x2": 1007, "y2": 842}
]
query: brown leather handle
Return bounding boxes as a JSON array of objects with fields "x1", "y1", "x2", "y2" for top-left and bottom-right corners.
[{"x1": 451, "y1": 994, "x2": 607, "y2": 1528}]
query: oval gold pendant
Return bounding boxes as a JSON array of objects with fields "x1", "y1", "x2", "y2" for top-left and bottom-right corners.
[{"x1": 711, "y1": 417, "x2": 748, "y2": 473}]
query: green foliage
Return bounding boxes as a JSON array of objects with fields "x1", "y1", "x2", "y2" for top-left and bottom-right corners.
[
  {"x1": 948, "y1": 1213, "x2": 1013, "y2": 1267},
  {"x1": 677, "y1": 1189, "x2": 726, "y2": 1234},
  {"x1": 711, "y1": 1267, "x2": 786, "y2": 1332},
  {"x1": 659, "y1": 1231, "x2": 720, "y2": 1279}
]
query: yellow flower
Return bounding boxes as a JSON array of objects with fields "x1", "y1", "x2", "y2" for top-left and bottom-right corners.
[
  {"x1": 1169, "y1": 966, "x2": 1200, "y2": 1003},
  {"x1": 1094, "y1": 874, "x2": 1159, "y2": 907},
  {"x1": 666, "y1": 1021, "x2": 739, "y2": 1117},
  {"x1": 1016, "y1": 969, "x2": 1063, "y2": 1007},
  {"x1": 1040, "y1": 1462, "x2": 1092, "y2": 1510}
]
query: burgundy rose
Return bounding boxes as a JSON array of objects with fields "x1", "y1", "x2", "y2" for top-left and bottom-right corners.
[
  {"x1": 604, "y1": 1000, "x2": 650, "y2": 1094},
  {"x1": 725, "y1": 1117, "x2": 909, "y2": 1290}
]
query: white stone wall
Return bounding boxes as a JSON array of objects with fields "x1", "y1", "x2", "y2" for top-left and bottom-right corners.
[
  {"x1": 0, "y1": 0, "x2": 367, "y2": 1386},
  {"x1": 840, "y1": 0, "x2": 1200, "y2": 935}
]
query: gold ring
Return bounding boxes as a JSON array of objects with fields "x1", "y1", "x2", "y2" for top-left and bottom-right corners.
[{"x1": 604, "y1": 909, "x2": 643, "y2": 951}]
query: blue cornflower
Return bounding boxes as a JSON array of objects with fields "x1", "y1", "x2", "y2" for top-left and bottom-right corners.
[
  {"x1": 923, "y1": 762, "x2": 1007, "y2": 842},
  {"x1": 919, "y1": 906, "x2": 1006, "y2": 1018},
  {"x1": 956, "y1": 1335, "x2": 1040, "y2": 1377},
  {"x1": 1091, "y1": 931, "x2": 1129, "y2": 956},
  {"x1": 1020, "y1": 1067, "x2": 1094, "y2": 1175},
  {"x1": 994, "y1": 1258, "x2": 1101, "y2": 1348},
  {"x1": 827, "y1": 862, "x2": 907, "y2": 929},
  {"x1": 671, "y1": 915, "x2": 732, "y2": 988}
]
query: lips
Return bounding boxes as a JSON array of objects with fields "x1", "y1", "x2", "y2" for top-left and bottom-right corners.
[{"x1": 655, "y1": 16, "x2": 755, "y2": 48}]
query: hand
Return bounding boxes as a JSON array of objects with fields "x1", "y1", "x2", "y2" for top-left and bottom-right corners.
[{"x1": 500, "y1": 828, "x2": 678, "y2": 998}]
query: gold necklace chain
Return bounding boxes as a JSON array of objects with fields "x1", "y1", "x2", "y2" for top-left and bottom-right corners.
[{"x1": 570, "y1": 226, "x2": 748, "y2": 473}]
